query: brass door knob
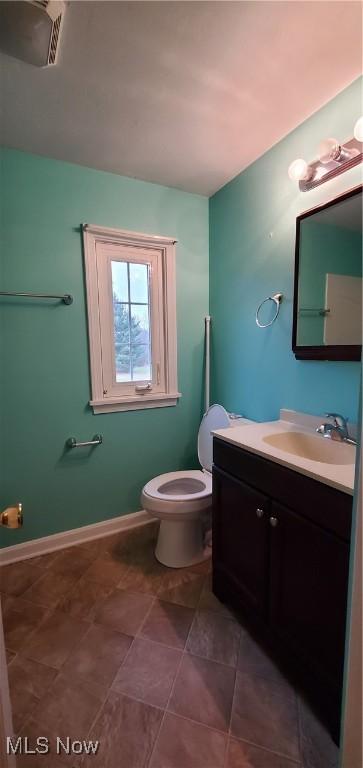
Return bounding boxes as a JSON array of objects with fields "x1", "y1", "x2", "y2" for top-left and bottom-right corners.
[{"x1": 1, "y1": 503, "x2": 23, "y2": 528}]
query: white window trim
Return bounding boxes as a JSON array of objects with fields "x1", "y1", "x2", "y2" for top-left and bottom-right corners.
[{"x1": 82, "y1": 223, "x2": 181, "y2": 414}]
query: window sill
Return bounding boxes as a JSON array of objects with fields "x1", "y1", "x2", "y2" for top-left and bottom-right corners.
[{"x1": 90, "y1": 392, "x2": 182, "y2": 414}]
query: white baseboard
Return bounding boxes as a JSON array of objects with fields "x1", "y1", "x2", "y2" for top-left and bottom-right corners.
[{"x1": 0, "y1": 510, "x2": 154, "y2": 566}]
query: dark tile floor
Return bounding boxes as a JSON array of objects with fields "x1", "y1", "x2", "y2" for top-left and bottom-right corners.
[{"x1": 1, "y1": 522, "x2": 339, "y2": 767}]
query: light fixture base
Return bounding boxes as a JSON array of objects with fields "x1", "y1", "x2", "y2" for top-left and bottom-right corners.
[{"x1": 299, "y1": 137, "x2": 362, "y2": 192}]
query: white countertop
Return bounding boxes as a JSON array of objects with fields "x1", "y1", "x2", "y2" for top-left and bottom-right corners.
[{"x1": 213, "y1": 418, "x2": 356, "y2": 495}]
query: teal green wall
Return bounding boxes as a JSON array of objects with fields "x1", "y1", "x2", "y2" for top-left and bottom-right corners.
[
  {"x1": 210, "y1": 77, "x2": 362, "y2": 424},
  {"x1": 0, "y1": 149, "x2": 209, "y2": 546},
  {"x1": 1, "y1": 78, "x2": 362, "y2": 548},
  {"x1": 298, "y1": 221, "x2": 361, "y2": 346}
]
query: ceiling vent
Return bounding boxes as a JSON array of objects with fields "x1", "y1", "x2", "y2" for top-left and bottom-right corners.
[{"x1": 0, "y1": 1, "x2": 66, "y2": 67}]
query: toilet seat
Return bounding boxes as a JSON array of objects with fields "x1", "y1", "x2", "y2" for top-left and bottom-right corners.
[
  {"x1": 142, "y1": 469, "x2": 212, "y2": 519},
  {"x1": 143, "y1": 469, "x2": 212, "y2": 502}
]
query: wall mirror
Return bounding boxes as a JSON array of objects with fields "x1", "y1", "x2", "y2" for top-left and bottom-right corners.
[{"x1": 292, "y1": 186, "x2": 362, "y2": 360}]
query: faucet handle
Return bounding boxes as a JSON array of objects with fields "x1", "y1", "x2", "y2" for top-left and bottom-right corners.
[{"x1": 325, "y1": 413, "x2": 348, "y2": 429}]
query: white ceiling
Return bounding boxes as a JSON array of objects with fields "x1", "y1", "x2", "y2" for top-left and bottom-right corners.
[{"x1": 0, "y1": 1, "x2": 362, "y2": 196}]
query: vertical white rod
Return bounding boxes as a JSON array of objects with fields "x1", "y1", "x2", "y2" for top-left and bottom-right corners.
[{"x1": 205, "y1": 315, "x2": 211, "y2": 413}]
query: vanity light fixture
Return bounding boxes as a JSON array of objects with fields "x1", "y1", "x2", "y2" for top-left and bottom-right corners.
[
  {"x1": 318, "y1": 137, "x2": 355, "y2": 165},
  {"x1": 288, "y1": 120, "x2": 363, "y2": 191}
]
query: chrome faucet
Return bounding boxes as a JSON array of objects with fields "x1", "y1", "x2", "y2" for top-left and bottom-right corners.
[{"x1": 316, "y1": 413, "x2": 357, "y2": 445}]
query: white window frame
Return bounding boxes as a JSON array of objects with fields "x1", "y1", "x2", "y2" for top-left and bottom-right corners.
[{"x1": 82, "y1": 223, "x2": 180, "y2": 414}]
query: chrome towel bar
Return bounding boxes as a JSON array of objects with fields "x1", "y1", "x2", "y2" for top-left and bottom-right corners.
[
  {"x1": 67, "y1": 435, "x2": 103, "y2": 449},
  {"x1": 0, "y1": 291, "x2": 73, "y2": 305},
  {"x1": 298, "y1": 307, "x2": 330, "y2": 316}
]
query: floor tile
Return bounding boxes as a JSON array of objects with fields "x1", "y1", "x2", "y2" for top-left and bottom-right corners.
[
  {"x1": 48, "y1": 546, "x2": 94, "y2": 579},
  {"x1": 22, "y1": 610, "x2": 90, "y2": 669},
  {"x1": 27, "y1": 551, "x2": 62, "y2": 569},
  {"x1": 82, "y1": 690, "x2": 163, "y2": 767},
  {"x1": 94, "y1": 588, "x2": 153, "y2": 635},
  {"x1": 63, "y1": 623, "x2": 132, "y2": 687},
  {"x1": 168, "y1": 653, "x2": 235, "y2": 732},
  {"x1": 149, "y1": 712, "x2": 227, "y2": 768},
  {"x1": 298, "y1": 696, "x2": 339, "y2": 768},
  {"x1": 82, "y1": 556, "x2": 130, "y2": 586},
  {"x1": 198, "y1": 573, "x2": 233, "y2": 617},
  {"x1": 22, "y1": 571, "x2": 79, "y2": 608},
  {"x1": 2, "y1": 597, "x2": 49, "y2": 652},
  {"x1": 140, "y1": 599, "x2": 194, "y2": 649},
  {"x1": 226, "y1": 737, "x2": 301, "y2": 768},
  {"x1": 8, "y1": 656, "x2": 57, "y2": 732},
  {"x1": 187, "y1": 556, "x2": 212, "y2": 575},
  {"x1": 32, "y1": 670, "x2": 105, "y2": 740},
  {"x1": 157, "y1": 570, "x2": 205, "y2": 608},
  {"x1": 1, "y1": 533, "x2": 330, "y2": 768},
  {"x1": 238, "y1": 628, "x2": 292, "y2": 692},
  {"x1": 231, "y1": 672, "x2": 300, "y2": 762},
  {"x1": 0, "y1": 561, "x2": 44, "y2": 596},
  {"x1": 119, "y1": 558, "x2": 166, "y2": 595},
  {"x1": 76, "y1": 536, "x2": 106, "y2": 557},
  {"x1": 112, "y1": 637, "x2": 181, "y2": 708},
  {"x1": 57, "y1": 575, "x2": 114, "y2": 620},
  {"x1": 109, "y1": 524, "x2": 159, "y2": 564},
  {"x1": 187, "y1": 609, "x2": 241, "y2": 667},
  {"x1": 17, "y1": 718, "x2": 76, "y2": 767}
]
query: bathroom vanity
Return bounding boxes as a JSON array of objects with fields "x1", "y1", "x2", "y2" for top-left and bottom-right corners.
[{"x1": 212, "y1": 415, "x2": 354, "y2": 742}]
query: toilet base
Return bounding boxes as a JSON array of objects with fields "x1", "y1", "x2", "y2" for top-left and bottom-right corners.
[{"x1": 155, "y1": 518, "x2": 209, "y2": 568}]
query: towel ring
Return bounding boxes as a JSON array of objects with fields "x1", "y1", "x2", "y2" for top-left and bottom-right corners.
[{"x1": 256, "y1": 293, "x2": 283, "y2": 328}]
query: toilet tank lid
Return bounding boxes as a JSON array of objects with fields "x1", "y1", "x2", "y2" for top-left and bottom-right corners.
[{"x1": 198, "y1": 404, "x2": 231, "y2": 473}]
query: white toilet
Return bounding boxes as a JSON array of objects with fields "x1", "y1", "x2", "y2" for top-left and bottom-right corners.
[{"x1": 141, "y1": 404, "x2": 252, "y2": 568}]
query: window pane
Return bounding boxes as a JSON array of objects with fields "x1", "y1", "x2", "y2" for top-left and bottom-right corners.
[
  {"x1": 132, "y1": 344, "x2": 151, "y2": 381},
  {"x1": 112, "y1": 261, "x2": 128, "y2": 302},
  {"x1": 131, "y1": 304, "x2": 151, "y2": 381},
  {"x1": 115, "y1": 343, "x2": 131, "y2": 382},
  {"x1": 113, "y1": 297, "x2": 131, "y2": 381},
  {"x1": 129, "y1": 262, "x2": 149, "y2": 303}
]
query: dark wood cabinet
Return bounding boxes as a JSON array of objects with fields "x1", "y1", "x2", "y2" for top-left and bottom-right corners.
[
  {"x1": 269, "y1": 500, "x2": 350, "y2": 692},
  {"x1": 212, "y1": 438, "x2": 352, "y2": 743},
  {"x1": 213, "y1": 467, "x2": 270, "y2": 617}
]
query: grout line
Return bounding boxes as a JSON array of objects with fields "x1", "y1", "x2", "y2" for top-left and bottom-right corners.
[
  {"x1": 135, "y1": 592, "x2": 158, "y2": 634},
  {"x1": 228, "y1": 733, "x2": 302, "y2": 764},
  {"x1": 6, "y1": 603, "x2": 55, "y2": 658},
  {"x1": 151, "y1": 705, "x2": 231, "y2": 737},
  {"x1": 223, "y1": 627, "x2": 242, "y2": 768},
  {"x1": 146, "y1": 590, "x2": 198, "y2": 768}
]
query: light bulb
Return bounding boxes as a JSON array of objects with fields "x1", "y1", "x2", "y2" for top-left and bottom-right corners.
[
  {"x1": 318, "y1": 137, "x2": 341, "y2": 164},
  {"x1": 354, "y1": 116, "x2": 363, "y2": 142},
  {"x1": 288, "y1": 158, "x2": 310, "y2": 181}
]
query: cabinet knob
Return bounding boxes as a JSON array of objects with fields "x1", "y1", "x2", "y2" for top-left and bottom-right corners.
[
  {"x1": 269, "y1": 516, "x2": 278, "y2": 527},
  {"x1": 256, "y1": 508, "x2": 264, "y2": 518}
]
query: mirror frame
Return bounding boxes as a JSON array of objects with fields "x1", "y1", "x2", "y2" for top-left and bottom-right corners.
[{"x1": 292, "y1": 185, "x2": 362, "y2": 361}]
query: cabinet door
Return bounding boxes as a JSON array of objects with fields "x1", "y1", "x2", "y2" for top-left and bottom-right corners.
[
  {"x1": 269, "y1": 500, "x2": 350, "y2": 690},
  {"x1": 213, "y1": 467, "x2": 270, "y2": 617}
]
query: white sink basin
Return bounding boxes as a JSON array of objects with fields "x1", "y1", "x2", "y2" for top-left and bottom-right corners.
[{"x1": 263, "y1": 431, "x2": 355, "y2": 466}]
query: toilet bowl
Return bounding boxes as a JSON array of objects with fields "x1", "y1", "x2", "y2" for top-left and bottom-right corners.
[{"x1": 141, "y1": 404, "x2": 252, "y2": 568}]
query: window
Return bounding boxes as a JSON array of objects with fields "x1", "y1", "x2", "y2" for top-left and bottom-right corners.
[{"x1": 83, "y1": 224, "x2": 180, "y2": 413}]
